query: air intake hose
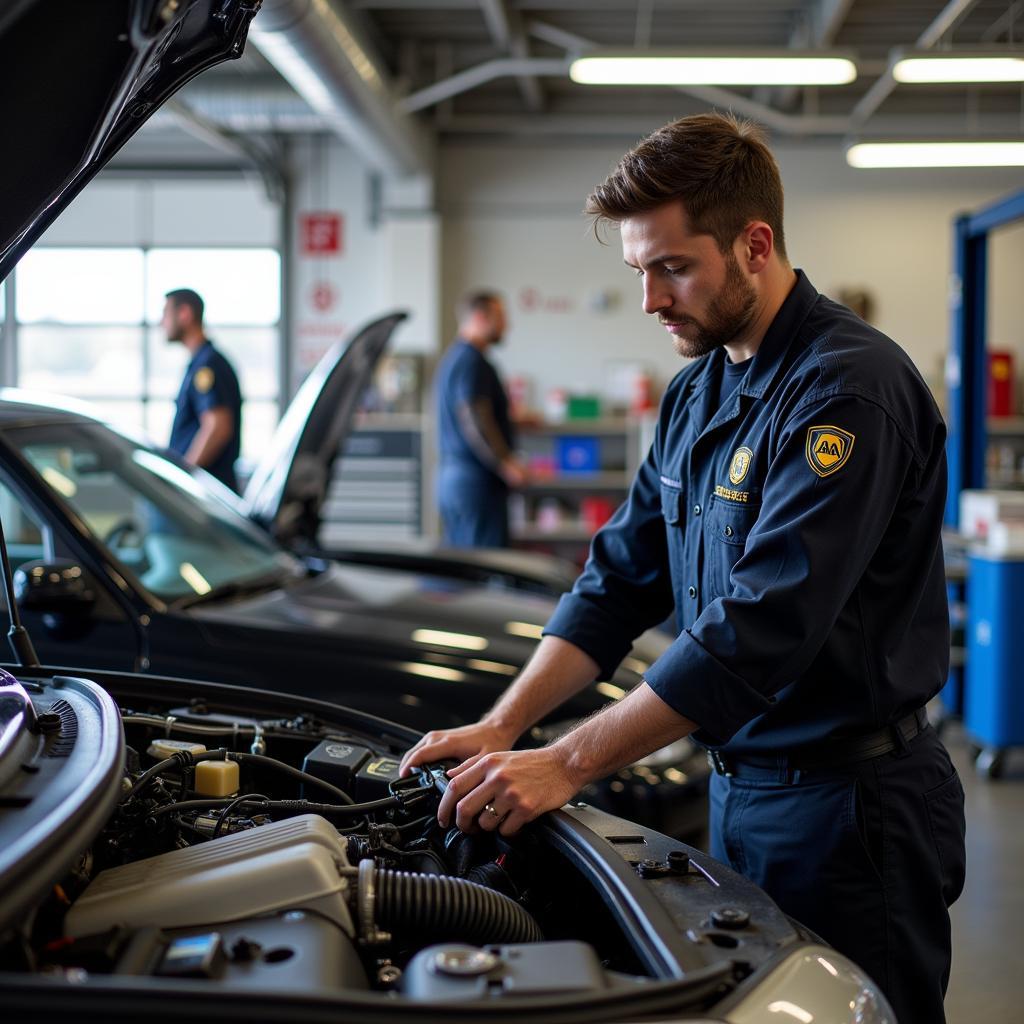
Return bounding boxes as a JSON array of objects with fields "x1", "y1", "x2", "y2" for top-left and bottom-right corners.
[{"x1": 358, "y1": 860, "x2": 542, "y2": 945}]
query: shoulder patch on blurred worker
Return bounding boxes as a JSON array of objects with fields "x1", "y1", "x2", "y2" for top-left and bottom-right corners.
[
  {"x1": 728, "y1": 446, "x2": 753, "y2": 485},
  {"x1": 806, "y1": 425, "x2": 855, "y2": 477},
  {"x1": 193, "y1": 367, "x2": 214, "y2": 394}
]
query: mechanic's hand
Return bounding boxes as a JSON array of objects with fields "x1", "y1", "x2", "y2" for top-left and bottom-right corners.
[
  {"x1": 499, "y1": 457, "x2": 529, "y2": 489},
  {"x1": 437, "y1": 747, "x2": 580, "y2": 837},
  {"x1": 398, "y1": 720, "x2": 517, "y2": 777}
]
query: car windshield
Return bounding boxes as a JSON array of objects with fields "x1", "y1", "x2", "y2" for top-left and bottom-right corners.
[{"x1": 9, "y1": 421, "x2": 302, "y2": 603}]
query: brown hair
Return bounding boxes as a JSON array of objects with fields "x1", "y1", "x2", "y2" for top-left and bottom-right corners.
[
  {"x1": 457, "y1": 290, "x2": 503, "y2": 321},
  {"x1": 585, "y1": 112, "x2": 787, "y2": 260},
  {"x1": 165, "y1": 287, "x2": 205, "y2": 323}
]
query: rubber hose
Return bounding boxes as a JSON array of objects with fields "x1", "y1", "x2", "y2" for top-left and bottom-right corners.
[{"x1": 373, "y1": 869, "x2": 543, "y2": 945}]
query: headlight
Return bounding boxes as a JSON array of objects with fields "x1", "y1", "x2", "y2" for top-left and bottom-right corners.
[{"x1": 723, "y1": 944, "x2": 896, "y2": 1023}]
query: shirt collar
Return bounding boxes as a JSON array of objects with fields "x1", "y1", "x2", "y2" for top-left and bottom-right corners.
[
  {"x1": 687, "y1": 269, "x2": 818, "y2": 400},
  {"x1": 740, "y1": 269, "x2": 818, "y2": 400},
  {"x1": 187, "y1": 339, "x2": 212, "y2": 367}
]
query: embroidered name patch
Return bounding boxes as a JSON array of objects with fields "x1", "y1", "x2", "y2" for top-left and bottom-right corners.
[
  {"x1": 714, "y1": 485, "x2": 749, "y2": 503},
  {"x1": 728, "y1": 446, "x2": 753, "y2": 485},
  {"x1": 806, "y1": 425, "x2": 855, "y2": 477}
]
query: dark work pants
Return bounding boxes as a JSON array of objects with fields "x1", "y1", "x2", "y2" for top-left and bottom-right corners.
[
  {"x1": 709, "y1": 725, "x2": 966, "y2": 1024},
  {"x1": 438, "y1": 463, "x2": 509, "y2": 548}
]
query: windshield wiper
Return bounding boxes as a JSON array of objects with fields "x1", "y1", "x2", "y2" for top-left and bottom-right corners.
[{"x1": 175, "y1": 571, "x2": 286, "y2": 609}]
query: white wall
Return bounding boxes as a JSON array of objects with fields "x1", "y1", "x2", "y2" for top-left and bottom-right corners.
[
  {"x1": 287, "y1": 137, "x2": 440, "y2": 392},
  {"x1": 439, "y1": 141, "x2": 1024, "y2": 408}
]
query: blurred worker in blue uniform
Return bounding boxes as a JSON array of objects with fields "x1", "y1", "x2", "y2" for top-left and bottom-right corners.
[
  {"x1": 403, "y1": 114, "x2": 965, "y2": 1024},
  {"x1": 435, "y1": 291, "x2": 527, "y2": 547},
  {"x1": 163, "y1": 288, "x2": 243, "y2": 492}
]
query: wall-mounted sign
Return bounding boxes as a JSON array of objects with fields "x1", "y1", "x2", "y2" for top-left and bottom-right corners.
[
  {"x1": 300, "y1": 212, "x2": 343, "y2": 255},
  {"x1": 518, "y1": 286, "x2": 575, "y2": 314},
  {"x1": 311, "y1": 280, "x2": 338, "y2": 312}
]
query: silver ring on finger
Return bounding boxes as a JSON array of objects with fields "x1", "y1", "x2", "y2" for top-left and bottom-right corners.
[{"x1": 483, "y1": 802, "x2": 500, "y2": 820}]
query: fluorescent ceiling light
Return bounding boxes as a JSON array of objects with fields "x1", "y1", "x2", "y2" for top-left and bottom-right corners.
[
  {"x1": 846, "y1": 141, "x2": 1024, "y2": 168},
  {"x1": 893, "y1": 53, "x2": 1024, "y2": 83},
  {"x1": 570, "y1": 52, "x2": 857, "y2": 86}
]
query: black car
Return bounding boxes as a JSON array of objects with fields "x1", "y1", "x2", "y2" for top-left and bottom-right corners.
[{"x1": 0, "y1": 388, "x2": 705, "y2": 837}]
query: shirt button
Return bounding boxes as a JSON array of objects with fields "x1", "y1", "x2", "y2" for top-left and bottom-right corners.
[
  {"x1": 693, "y1": 504, "x2": 702, "y2": 516},
  {"x1": 724, "y1": 525, "x2": 734, "y2": 537},
  {"x1": 687, "y1": 586, "x2": 696, "y2": 599}
]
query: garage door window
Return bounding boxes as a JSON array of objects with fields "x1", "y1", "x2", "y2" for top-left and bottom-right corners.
[{"x1": 15, "y1": 246, "x2": 281, "y2": 470}]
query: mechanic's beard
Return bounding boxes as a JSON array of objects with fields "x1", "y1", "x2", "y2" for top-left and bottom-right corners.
[{"x1": 667, "y1": 256, "x2": 758, "y2": 359}]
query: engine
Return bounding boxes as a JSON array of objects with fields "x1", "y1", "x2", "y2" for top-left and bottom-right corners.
[{"x1": 20, "y1": 701, "x2": 637, "y2": 1000}]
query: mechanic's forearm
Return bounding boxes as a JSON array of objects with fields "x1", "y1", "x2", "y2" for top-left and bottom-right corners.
[
  {"x1": 552, "y1": 682, "x2": 697, "y2": 788},
  {"x1": 482, "y1": 635, "x2": 601, "y2": 741},
  {"x1": 456, "y1": 399, "x2": 513, "y2": 470},
  {"x1": 186, "y1": 410, "x2": 232, "y2": 468}
]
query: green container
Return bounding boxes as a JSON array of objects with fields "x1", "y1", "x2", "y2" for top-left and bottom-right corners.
[{"x1": 566, "y1": 394, "x2": 601, "y2": 419}]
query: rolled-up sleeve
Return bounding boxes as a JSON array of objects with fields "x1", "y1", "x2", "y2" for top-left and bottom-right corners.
[{"x1": 645, "y1": 393, "x2": 918, "y2": 744}]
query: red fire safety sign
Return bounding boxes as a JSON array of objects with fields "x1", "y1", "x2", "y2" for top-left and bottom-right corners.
[{"x1": 300, "y1": 212, "x2": 343, "y2": 255}]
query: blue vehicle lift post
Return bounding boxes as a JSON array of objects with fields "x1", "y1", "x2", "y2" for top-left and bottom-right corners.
[{"x1": 945, "y1": 188, "x2": 1024, "y2": 776}]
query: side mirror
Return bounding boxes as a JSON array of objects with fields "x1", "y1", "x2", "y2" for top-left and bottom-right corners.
[{"x1": 13, "y1": 560, "x2": 98, "y2": 616}]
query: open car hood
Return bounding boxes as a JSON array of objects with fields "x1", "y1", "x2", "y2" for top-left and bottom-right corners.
[
  {"x1": 242, "y1": 312, "x2": 408, "y2": 545},
  {"x1": 0, "y1": 0, "x2": 260, "y2": 281}
]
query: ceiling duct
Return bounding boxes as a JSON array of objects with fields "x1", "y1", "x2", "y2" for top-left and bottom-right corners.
[{"x1": 248, "y1": 0, "x2": 432, "y2": 177}]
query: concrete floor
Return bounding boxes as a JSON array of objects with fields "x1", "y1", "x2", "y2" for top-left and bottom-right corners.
[{"x1": 944, "y1": 719, "x2": 1024, "y2": 1023}]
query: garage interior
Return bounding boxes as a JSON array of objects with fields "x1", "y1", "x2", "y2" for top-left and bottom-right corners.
[{"x1": 1, "y1": 1, "x2": 1023, "y2": 1019}]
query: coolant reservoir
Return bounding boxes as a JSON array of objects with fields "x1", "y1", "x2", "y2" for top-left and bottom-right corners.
[{"x1": 194, "y1": 759, "x2": 240, "y2": 797}]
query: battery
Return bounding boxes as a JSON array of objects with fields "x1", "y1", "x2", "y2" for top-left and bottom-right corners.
[{"x1": 302, "y1": 740, "x2": 371, "y2": 799}]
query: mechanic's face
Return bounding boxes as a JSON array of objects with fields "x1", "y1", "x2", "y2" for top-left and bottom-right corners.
[
  {"x1": 161, "y1": 300, "x2": 187, "y2": 343},
  {"x1": 621, "y1": 201, "x2": 757, "y2": 359}
]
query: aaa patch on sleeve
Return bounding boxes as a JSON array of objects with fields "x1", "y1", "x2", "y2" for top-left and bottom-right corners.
[
  {"x1": 805, "y1": 425, "x2": 855, "y2": 477},
  {"x1": 193, "y1": 367, "x2": 215, "y2": 394}
]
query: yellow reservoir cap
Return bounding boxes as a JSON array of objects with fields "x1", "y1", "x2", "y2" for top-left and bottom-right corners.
[
  {"x1": 147, "y1": 739, "x2": 206, "y2": 761},
  {"x1": 194, "y1": 759, "x2": 240, "y2": 797}
]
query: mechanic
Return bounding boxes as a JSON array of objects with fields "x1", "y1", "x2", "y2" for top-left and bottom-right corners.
[
  {"x1": 402, "y1": 113, "x2": 966, "y2": 1024},
  {"x1": 434, "y1": 291, "x2": 528, "y2": 547},
  {"x1": 163, "y1": 288, "x2": 243, "y2": 492}
]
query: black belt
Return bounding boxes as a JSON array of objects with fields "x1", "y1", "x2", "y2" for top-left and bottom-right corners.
[{"x1": 707, "y1": 708, "x2": 930, "y2": 781}]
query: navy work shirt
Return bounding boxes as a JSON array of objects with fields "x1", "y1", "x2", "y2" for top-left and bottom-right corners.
[
  {"x1": 544, "y1": 272, "x2": 949, "y2": 757},
  {"x1": 169, "y1": 340, "x2": 242, "y2": 491},
  {"x1": 436, "y1": 339, "x2": 515, "y2": 479}
]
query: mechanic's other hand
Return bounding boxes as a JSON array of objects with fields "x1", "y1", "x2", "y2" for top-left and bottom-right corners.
[
  {"x1": 500, "y1": 457, "x2": 529, "y2": 489},
  {"x1": 398, "y1": 720, "x2": 517, "y2": 777},
  {"x1": 437, "y1": 747, "x2": 579, "y2": 837}
]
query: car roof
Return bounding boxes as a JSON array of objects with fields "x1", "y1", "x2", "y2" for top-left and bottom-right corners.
[{"x1": 0, "y1": 389, "x2": 123, "y2": 430}]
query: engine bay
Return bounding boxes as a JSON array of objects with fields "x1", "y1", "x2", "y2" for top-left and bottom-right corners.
[{"x1": 0, "y1": 670, "x2": 809, "y2": 1018}]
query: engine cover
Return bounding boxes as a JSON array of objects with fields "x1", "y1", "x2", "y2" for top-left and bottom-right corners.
[{"x1": 65, "y1": 815, "x2": 354, "y2": 938}]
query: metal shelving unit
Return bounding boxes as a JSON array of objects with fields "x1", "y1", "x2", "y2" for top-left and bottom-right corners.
[{"x1": 509, "y1": 415, "x2": 652, "y2": 556}]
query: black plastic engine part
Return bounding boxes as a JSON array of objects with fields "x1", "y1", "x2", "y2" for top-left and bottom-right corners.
[
  {"x1": 365, "y1": 865, "x2": 543, "y2": 945},
  {"x1": 301, "y1": 740, "x2": 371, "y2": 796}
]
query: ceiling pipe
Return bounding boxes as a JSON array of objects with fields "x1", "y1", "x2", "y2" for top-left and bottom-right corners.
[
  {"x1": 248, "y1": 0, "x2": 432, "y2": 177},
  {"x1": 850, "y1": 0, "x2": 983, "y2": 127},
  {"x1": 400, "y1": 58, "x2": 569, "y2": 113}
]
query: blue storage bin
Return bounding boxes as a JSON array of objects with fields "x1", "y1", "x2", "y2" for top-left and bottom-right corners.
[
  {"x1": 965, "y1": 551, "x2": 1024, "y2": 748},
  {"x1": 555, "y1": 436, "x2": 600, "y2": 474}
]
